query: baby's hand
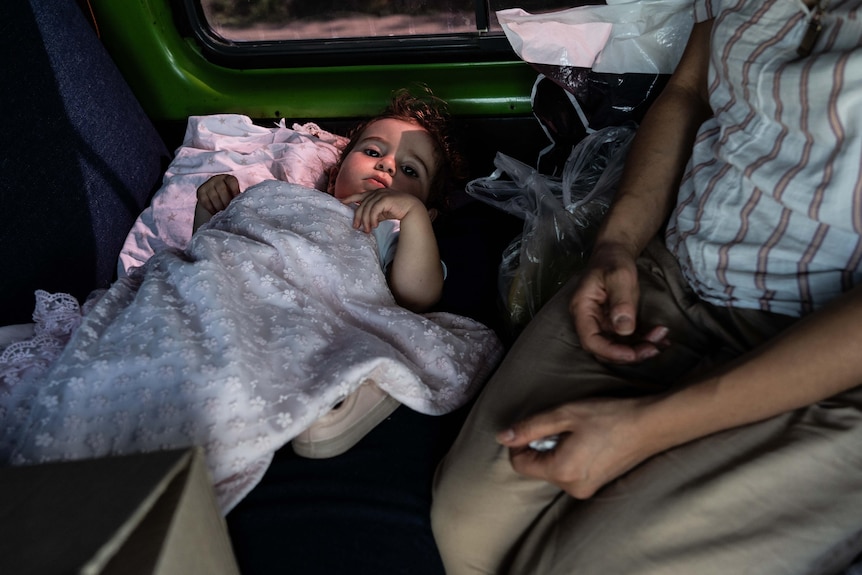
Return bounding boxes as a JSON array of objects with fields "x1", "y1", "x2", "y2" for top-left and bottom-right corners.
[
  {"x1": 340, "y1": 189, "x2": 425, "y2": 233},
  {"x1": 197, "y1": 174, "x2": 241, "y2": 215}
]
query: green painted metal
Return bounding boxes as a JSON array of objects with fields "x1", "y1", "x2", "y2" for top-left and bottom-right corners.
[{"x1": 88, "y1": 0, "x2": 538, "y2": 122}]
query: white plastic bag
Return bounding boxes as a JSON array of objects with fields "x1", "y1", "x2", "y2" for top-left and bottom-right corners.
[
  {"x1": 501, "y1": 1, "x2": 695, "y2": 174},
  {"x1": 497, "y1": 0, "x2": 695, "y2": 75}
]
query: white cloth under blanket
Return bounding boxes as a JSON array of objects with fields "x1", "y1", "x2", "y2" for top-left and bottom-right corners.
[{"x1": 3, "y1": 181, "x2": 503, "y2": 512}]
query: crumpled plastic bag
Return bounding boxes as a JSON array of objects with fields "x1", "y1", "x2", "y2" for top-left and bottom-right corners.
[
  {"x1": 466, "y1": 125, "x2": 636, "y2": 335},
  {"x1": 499, "y1": 0, "x2": 695, "y2": 174},
  {"x1": 497, "y1": 0, "x2": 695, "y2": 76}
]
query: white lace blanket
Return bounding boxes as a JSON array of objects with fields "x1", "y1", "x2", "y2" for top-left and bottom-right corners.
[{"x1": 2, "y1": 181, "x2": 503, "y2": 512}]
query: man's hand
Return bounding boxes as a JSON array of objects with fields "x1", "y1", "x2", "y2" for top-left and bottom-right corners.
[
  {"x1": 569, "y1": 244, "x2": 669, "y2": 364},
  {"x1": 497, "y1": 397, "x2": 656, "y2": 499}
]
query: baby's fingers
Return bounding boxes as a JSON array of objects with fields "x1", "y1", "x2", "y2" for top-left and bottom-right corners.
[
  {"x1": 353, "y1": 196, "x2": 386, "y2": 233},
  {"x1": 198, "y1": 175, "x2": 240, "y2": 213},
  {"x1": 212, "y1": 179, "x2": 241, "y2": 211}
]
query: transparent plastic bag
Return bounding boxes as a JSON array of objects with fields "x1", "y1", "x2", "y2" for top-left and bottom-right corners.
[{"x1": 466, "y1": 125, "x2": 636, "y2": 335}]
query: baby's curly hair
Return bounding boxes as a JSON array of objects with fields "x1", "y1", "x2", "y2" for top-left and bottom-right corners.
[{"x1": 337, "y1": 86, "x2": 466, "y2": 207}]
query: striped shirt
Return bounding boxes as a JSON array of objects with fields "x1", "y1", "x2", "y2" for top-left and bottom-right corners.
[{"x1": 666, "y1": 0, "x2": 862, "y2": 316}]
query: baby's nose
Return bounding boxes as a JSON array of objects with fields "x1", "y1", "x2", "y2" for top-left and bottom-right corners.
[{"x1": 376, "y1": 157, "x2": 395, "y2": 175}]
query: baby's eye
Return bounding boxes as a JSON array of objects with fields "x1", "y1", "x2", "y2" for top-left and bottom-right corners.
[
  {"x1": 401, "y1": 165, "x2": 419, "y2": 178},
  {"x1": 363, "y1": 148, "x2": 381, "y2": 158}
]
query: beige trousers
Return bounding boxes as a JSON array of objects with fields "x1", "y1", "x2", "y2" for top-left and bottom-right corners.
[{"x1": 431, "y1": 241, "x2": 862, "y2": 575}]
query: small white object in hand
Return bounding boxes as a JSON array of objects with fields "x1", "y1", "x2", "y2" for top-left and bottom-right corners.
[{"x1": 528, "y1": 434, "x2": 560, "y2": 452}]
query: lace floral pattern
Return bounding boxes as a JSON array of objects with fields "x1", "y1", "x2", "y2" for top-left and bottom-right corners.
[
  {"x1": 3, "y1": 182, "x2": 503, "y2": 513},
  {"x1": 0, "y1": 290, "x2": 105, "y2": 391}
]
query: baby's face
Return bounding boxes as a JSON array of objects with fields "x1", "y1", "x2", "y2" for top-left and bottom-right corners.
[{"x1": 332, "y1": 118, "x2": 438, "y2": 203}]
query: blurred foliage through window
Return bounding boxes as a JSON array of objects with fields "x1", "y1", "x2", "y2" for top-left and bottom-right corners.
[{"x1": 199, "y1": 0, "x2": 578, "y2": 41}]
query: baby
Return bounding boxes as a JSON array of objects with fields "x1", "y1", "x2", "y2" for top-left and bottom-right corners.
[{"x1": 193, "y1": 89, "x2": 462, "y2": 313}]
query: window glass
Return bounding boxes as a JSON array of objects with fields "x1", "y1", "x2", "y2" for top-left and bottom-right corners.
[{"x1": 199, "y1": 0, "x2": 581, "y2": 42}]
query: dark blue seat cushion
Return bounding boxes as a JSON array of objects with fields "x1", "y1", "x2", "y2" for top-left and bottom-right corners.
[{"x1": 0, "y1": 0, "x2": 169, "y2": 326}]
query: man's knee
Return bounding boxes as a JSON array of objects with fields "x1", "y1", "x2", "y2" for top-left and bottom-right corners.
[{"x1": 430, "y1": 458, "x2": 481, "y2": 573}]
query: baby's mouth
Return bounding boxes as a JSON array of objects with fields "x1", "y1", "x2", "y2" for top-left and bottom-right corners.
[{"x1": 368, "y1": 176, "x2": 388, "y2": 189}]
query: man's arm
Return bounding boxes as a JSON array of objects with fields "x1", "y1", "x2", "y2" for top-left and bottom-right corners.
[
  {"x1": 569, "y1": 19, "x2": 714, "y2": 363},
  {"x1": 502, "y1": 282, "x2": 862, "y2": 499},
  {"x1": 593, "y1": 19, "x2": 714, "y2": 260},
  {"x1": 643, "y1": 282, "x2": 862, "y2": 459}
]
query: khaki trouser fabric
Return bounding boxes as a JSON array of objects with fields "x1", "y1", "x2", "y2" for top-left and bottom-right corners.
[{"x1": 431, "y1": 241, "x2": 862, "y2": 575}]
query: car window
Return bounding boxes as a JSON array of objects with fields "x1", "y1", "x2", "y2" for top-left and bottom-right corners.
[
  {"x1": 190, "y1": 0, "x2": 589, "y2": 65},
  {"x1": 199, "y1": 0, "x2": 581, "y2": 41}
]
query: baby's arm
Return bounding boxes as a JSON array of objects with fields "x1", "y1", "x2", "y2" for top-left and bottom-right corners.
[
  {"x1": 387, "y1": 206, "x2": 444, "y2": 313},
  {"x1": 346, "y1": 190, "x2": 444, "y2": 312},
  {"x1": 193, "y1": 174, "x2": 241, "y2": 233}
]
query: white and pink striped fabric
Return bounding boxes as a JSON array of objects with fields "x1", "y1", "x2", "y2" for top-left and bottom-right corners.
[{"x1": 667, "y1": 0, "x2": 862, "y2": 316}]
